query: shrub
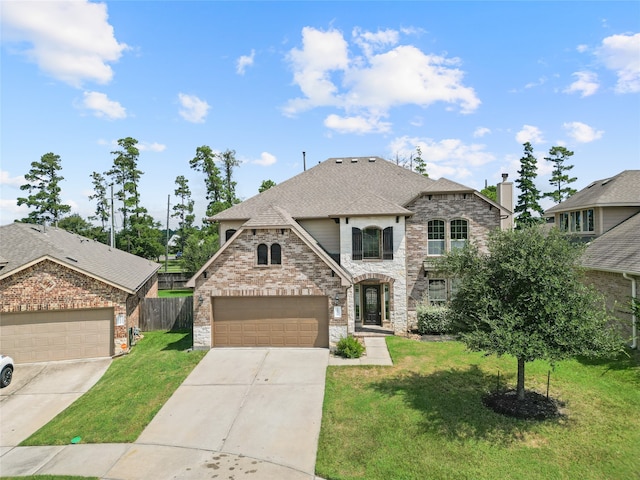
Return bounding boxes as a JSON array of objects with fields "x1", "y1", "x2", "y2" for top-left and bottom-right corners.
[
  {"x1": 417, "y1": 304, "x2": 454, "y2": 334},
  {"x1": 336, "y1": 336, "x2": 365, "y2": 358}
]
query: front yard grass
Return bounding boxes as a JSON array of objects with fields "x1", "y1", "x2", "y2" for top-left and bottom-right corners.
[
  {"x1": 21, "y1": 331, "x2": 206, "y2": 446},
  {"x1": 157, "y1": 288, "x2": 193, "y2": 298},
  {"x1": 316, "y1": 337, "x2": 640, "y2": 480}
]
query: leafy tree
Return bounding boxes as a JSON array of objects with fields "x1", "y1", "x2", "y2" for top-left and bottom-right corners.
[
  {"x1": 480, "y1": 185, "x2": 497, "y2": 202},
  {"x1": 543, "y1": 146, "x2": 577, "y2": 204},
  {"x1": 17, "y1": 152, "x2": 71, "y2": 225},
  {"x1": 171, "y1": 175, "x2": 195, "y2": 253},
  {"x1": 514, "y1": 142, "x2": 544, "y2": 229},
  {"x1": 413, "y1": 146, "x2": 428, "y2": 177},
  {"x1": 118, "y1": 212, "x2": 163, "y2": 260},
  {"x1": 181, "y1": 229, "x2": 219, "y2": 274},
  {"x1": 58, "y1": 213, "x2": 110, "y2": 244},
  {"x1": 438, "y1": 227, "x2": 622, "y2": 402},
  {"x1": 219, "y1": 149, "x2": 241, "y2": 207},
  {"x1": 189, "y1": 145, "x2": 224, "y2": 218},
  {"x1": 259, "y1": 179, "x2": 277, "y2": 193}
]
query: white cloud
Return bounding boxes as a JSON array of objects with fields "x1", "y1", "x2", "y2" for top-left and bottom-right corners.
[
  {"x1": 473, "y1": 127, "x2": 491, "y2": 138},
  {"x1": 0, "y1": 170, "x2": 25, "y2": 187},
  {"x1": 596, "y1": 32, "x2": 640, "y2": 93},
  {"x1": 576, "y1": 44, "x2": 589, "y2": 53},
  {"x1": 388, "y1": 135, "x2": 494, "y2": 180},
  {"x1": 253, "y1": 152, "x2": 277, "y2": 166},
  {"x1": 516, "y1": 125, "x2": 544, "y2": 144},
  {"x1": 524, "y1": 77, "x2": 547, "y2": 89},
  {"x1": 564, "y1": 71, "x2": 599, "y2": 97},
  {"x1": 236, "y1": 49, "x2": 255, "y2": 75},
  {"x1": 1, "y1": 0, "x2": 128, "y2": 87},
  {"x1": 324, "y1": 114, "x2": 392, "y2": 134},
  {"x1": 81, "y1": 91, "x2": 126, "y2": 119},
  {"x1": 0, "y1": 198, "x2": 29, "y2": 224},
  {"x1": 138, "y1": 142, "x2": 167, "y2": 152},
  {"x1": 178, "y1": 93, "x2": 210, "y2": 123},
  {"x1": 563, "y1": 121, "x2": 604, "y2": 143},
  {"x1": 284, "y1": 26, "x2": 480, "y2": 134}
]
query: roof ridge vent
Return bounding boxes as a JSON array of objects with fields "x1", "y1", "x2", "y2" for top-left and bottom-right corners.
[
  {"x1": 351, "y1": 158, "x2": 358, "y2": 163},
  {"x1": 66, "y1": 256, "x2": 78, "y2": 262},
  {"x1": 368, "y1": 157, "x2": 376, "y2": 162},
  {"x1": 335, "y1": 158, "x2": 343, "y2": 164}
]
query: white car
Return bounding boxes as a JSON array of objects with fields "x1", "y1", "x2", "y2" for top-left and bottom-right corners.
[{"x1": 1, "y1": 354, "x2": 14, "y2": 388}]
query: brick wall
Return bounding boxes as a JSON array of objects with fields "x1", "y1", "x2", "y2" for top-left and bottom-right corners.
[
  {"x1": 584, "y1": 269, "x2": 635, "y2": 342},
  {"x1": 0, "y1": 259, "x2": 156, "y2": 355},
  {"x1": 405, "y1": 193, "x2": 501, "y2": 327},
  {"x1": 193, "y1": 227, "x2": 345, "y2": 348}
]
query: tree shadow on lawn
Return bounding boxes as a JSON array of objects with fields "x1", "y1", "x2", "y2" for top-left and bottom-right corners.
[
  {"x1": 370, "y1": 365, "x2": 564, "y2": 444},
  {"x1": 161, "y1": 330, "x2": 195, "y2": 351}
]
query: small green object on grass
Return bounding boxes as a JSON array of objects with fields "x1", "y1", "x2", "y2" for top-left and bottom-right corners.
[{"x1": 71, "y1": 436, "x2": 81, "y2": 444}]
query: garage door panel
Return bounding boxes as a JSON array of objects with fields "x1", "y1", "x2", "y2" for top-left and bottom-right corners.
[
  {"x1": 0, "y1": 309, "x2": 113, "y2": 363},
  {"x1": 212, "y1": 296, "x2": 328, "y2": 348}
]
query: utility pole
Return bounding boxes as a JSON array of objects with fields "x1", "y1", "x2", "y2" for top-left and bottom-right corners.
[
  {"x1": 110, "y1": 183, "x2": 115, "y2": 248},
  {"x1": 165, "y1": 194, "x2": 170, "y2": 273}
]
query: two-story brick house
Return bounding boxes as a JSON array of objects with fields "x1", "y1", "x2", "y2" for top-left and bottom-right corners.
[{"x1": 187, "y1": 157, "x2": 513, "y2": 349}]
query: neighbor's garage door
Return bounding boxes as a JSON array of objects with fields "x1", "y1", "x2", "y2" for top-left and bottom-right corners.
[
  {"x1": 212, "y1": 296, "x2": 328, "y2": 348},
  {"x1": 0, "y1": 308, "x2": 113, "y2": 363}
]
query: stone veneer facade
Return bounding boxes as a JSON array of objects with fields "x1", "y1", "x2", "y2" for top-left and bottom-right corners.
[
  {"x1": 0, "y1": 259, "x2": 158, "y2": 356},
  {"x1": 404, "y1": 193, "x2": 502, "y2": 328},
  {"x1": 193, "y1": 227, "x2": 347, "y2": 349}
]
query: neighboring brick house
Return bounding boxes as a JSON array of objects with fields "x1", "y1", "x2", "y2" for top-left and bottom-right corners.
[
  {"x1": 545, "y1": 170, "x2": 640, "y2": 348},
  {"x1": 0, "y1": 222, "x2": 161, "y2": 363},
  {"x1": 187, "y1": 157, "x2": 513, "y2": 349}
]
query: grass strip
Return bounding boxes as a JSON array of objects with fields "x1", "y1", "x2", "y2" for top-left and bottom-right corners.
[
  {"x1": 21, "y1": 331, "x2": 205, "y2": 446},
  {"x1": 316, "y1": 337, "x2": 640, "y2": 480}
]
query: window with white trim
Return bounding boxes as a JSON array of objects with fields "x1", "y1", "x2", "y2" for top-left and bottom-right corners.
[
  {"x1": 428, "y1": 220, "x2": 445, "y2": 255},
  {"x1": 450, "y1": 219, "x2": 468, "y2": 251}
]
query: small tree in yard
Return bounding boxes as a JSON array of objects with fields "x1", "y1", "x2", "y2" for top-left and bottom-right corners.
[{"x1": 438, "y1": 227, "x2": 622, "y2": 410}]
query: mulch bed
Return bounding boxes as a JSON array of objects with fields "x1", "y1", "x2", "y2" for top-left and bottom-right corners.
[{"x1": 483, "y1": 389, "x2": 566, "y2": 420}]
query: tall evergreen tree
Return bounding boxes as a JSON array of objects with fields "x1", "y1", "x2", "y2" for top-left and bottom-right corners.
[
  {"x1": 514, "y1": 142, "x2": 544, "y2": 229},
  {"x1": 106, "y1": 137, "x2": 143, "y2": 231},
  {"x1": 413, "y1": 146, "x2": 428, "y2": 177},
  {"x1": 88, "y1": 171, "x2": 110, "y2": 231},
  {"x1": 543, "y1": 146, "x2": 577, "y2": 204},
  {"x1": 189, "y1": 145, "x2": 224, "y2": 218},
  {"x1": 171, "y1": 175, "x2": 195, "y2": 253},
  {"x1": 17, "y1": 152, "x2": 71, "y2": 225},
  {"x1": 219, "y1": 149, "x2": 241, "y2": 207}
]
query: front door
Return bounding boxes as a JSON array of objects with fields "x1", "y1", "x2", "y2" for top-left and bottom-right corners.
[{"x1": 363, "y1": 285, "x2": 381, "y2": 325}]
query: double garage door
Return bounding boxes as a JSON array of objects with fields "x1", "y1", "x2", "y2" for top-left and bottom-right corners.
[
  {"x1": 0, "y1": 308, "x2": 113, "y2": 363},
  {"x1": 212, "y1": 296, "x2": 329, "y2": 348}
]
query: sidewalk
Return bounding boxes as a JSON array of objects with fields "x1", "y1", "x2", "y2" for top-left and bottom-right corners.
[{"x1": 328, "y1": 337, "x2": 393, "y2": 366}]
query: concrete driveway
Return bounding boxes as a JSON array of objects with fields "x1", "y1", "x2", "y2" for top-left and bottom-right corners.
[
  {"x1": 0, "y1": 358, "x2": 111, "y2": 451},
  {"x1": 1, "y1": 348, "x2": 330, "y2": 479}
]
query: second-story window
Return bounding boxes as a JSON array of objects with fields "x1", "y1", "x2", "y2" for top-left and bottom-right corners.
[
  {"x1": 270, "y1": 243, "x2": 281, "y2": 265},
  {"x1": 257, "y1": 244, "x2": 268, "y2": 265},
  {"x1": 428, "y1": 220, "x2": 445, "y2": 255},
  {"x1": 362, "y1": 227, "x2": 381, "y2": 259},
  {"x1": 450, "y1": 219, "x2": 468, "y2": 250}
]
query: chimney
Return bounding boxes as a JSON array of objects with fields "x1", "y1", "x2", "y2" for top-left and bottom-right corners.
[{"x1": 497, "y1": 173, "x2": 513, "y2": 230}]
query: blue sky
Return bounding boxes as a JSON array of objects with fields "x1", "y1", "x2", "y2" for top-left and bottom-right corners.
[{"x1": 2, "y1": 1, "x2": 639, "y2": 229}]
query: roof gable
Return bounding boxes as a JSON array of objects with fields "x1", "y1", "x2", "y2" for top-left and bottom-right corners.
[
  {"x1": 0, "y1": 223, "x2": 161, "y2": 293},
  {"x1": 546, "y1": 170, "x2": 640, "y2": 214}
]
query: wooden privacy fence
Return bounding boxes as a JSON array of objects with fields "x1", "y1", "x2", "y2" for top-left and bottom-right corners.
[{"x1": 140, "y1": 297, "x2": 193, "y2": 331}]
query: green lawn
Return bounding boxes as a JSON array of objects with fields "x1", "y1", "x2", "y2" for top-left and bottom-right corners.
[
  {"x1": 157, "y1": 289, "x2": 193, "y2": 298},
  {"x1": 21, "y1": 331, "x2": 206, "y2": 446},
  {"x1": 316, "y1": 337, "x2": 640, "y2": 480}
]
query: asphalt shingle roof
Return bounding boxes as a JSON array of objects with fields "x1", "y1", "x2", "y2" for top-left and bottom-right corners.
[
  {"x1": 546, "y1": 170, "x2": 640, "y2": 214},
  {"x1": 214, "y1": 156, "x2": 499, "y2": 221},
  {"x1": 0, "y1": 222, "x2": 161, "y2": 293},
  {"x1": 581, "y1": 212, "x2": 640, "y2": 275}
]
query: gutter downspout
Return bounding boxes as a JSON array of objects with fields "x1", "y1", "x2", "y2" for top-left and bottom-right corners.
[{"x1": 623, "y1": 272, "x2": 637, "y2": 349}]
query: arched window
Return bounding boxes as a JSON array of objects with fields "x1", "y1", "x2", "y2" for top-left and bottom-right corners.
[
  {"x1": 362, "y1": 227, "x2": 381, "y2": 259},
  {"x1": 225, "y1": 229, "x2": 237, "y2": 241},
  {"x1": 427, "y1": 220, "x2": 445, "y2": 255},
  {"x1": 450, "y1": 219, "x2": 468, "y2": 250},
  {"x1": 257, "y1": 244, "x2": 268, "y2": 265},
  {"x1": 270, "y1": 243, "x2": 281, "y2": 265}
]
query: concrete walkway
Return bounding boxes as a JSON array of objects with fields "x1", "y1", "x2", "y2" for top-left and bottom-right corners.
[{"x1": 0, "y1": 339, "x2": 393, "y2": 479}]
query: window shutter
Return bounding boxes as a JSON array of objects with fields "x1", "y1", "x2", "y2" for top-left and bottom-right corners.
[
  {"x1": 352, "y1": 227, "x2": 362, "y2": 260},
  {"x1": 383, "y1": 227, "x2": 393, "y2": 260}
]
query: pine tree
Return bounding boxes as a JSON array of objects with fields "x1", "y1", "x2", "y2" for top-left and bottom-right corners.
[
  {"x1": 543, "y1": 146, "x2": 577, "y2": 204},
  {"x1": 414, "y1": 146, "x2": 428, "y2": 177},
  {"x1": 88, "y1": 171, "x2": 110, "y2": 231},
  {"x1": 514, "y1": 142, "x2": 544, "y2": 230},
  {"x1": 189, "y1": 145, "x2": 224, "y2": 218},
  {"x1": 171, "y1": 175, "x2": 195, "y2": 253},
  {"x1": 17, "y1": 152, "x2": 71, "y2": 225}
]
